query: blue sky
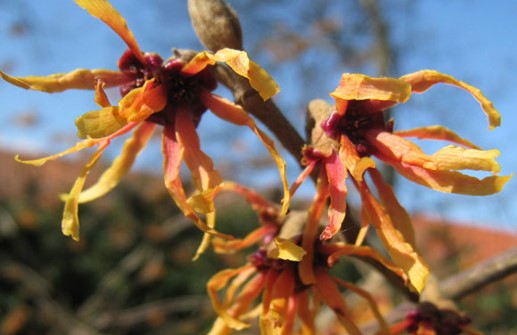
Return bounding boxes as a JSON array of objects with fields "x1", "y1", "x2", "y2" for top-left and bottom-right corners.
[{"x1": 1, "y1": 0, "x2": 516, "y2": 232}]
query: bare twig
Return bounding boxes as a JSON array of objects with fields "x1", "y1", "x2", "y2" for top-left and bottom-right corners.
[{"x1": 441, "y1": 247, "x2": 517, "y2": 300}]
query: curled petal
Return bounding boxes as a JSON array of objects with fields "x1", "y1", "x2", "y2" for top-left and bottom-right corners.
[
  {"x1": 15, "y1": 139, "x2": 100, "y2": 167},
  {"x1": 207, "y1": 265, "x2": 255, "y2": 330},
  {"x1": 213, "y1": 225, "x2": 277, "y2": 254},
  {"x1": 371, "y1": 131, "x2": 502, "y2": 173},
  {"x1": 400, "y1": 70, "x2": 501, "y2": 130},
  {"x1": 203, "y1": 92, "x2": 290, "y2": 215},
  {"x1": 395, "y1": 125, "x2": 480, "y2": 149},
  {"x1": 339, "y1": 135, "x2": 375, "y2": 182},
  {"x1": 77, "y1": 122, "x2": 155, "y2": 203},
  {"x1": 119, "y1": 80, "x2": 167, "y2": 122},
  {"x1": 74, "y1": 0, "x2": 145, "y2": 64},
  {"x1": 61, "y1": 140, "x2": 109, "y2": 241},
  {"x1": 0, "y1": 69, "x2": 127, "y2": 92},
  {"x1": 389, "y1": 159, "x2": 511, "y2": 195},
  {"x1": 358, "y1": 181, "x2": 429, "y2": 293},
  {"x1": 75, "y1": 107, "x2": 127, "y2": 139},
  {"x1": 266, "y1": 266, "x2": 296, "y2": 328},
  {"x1": 182, "y1": 48, "x2": 279, "y2": 100},
  {"x1": 269, "y1": 238, "x2": 307, "y2": 261},
  {"x1": 330, "y1": 73, "x2": 411, "y2": 104}
]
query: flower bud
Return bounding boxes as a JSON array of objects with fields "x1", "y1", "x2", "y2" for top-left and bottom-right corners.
[{"x1": 188, "y1": 0, "x2": 243, "y2": 51}]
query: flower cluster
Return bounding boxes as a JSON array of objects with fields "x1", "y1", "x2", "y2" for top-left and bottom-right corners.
[
  {"x1": 0, "y1": 0, "x2": 289, "y2": 244},
  {"x1": 0, "y1": 0, "x2": 511, "y2": 334}
]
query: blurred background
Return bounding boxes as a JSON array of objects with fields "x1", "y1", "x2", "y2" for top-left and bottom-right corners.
[{"x1": 0, "y1": 0, "x2": 516, "y2": 334}]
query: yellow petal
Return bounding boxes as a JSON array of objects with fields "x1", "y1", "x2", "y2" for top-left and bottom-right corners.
[
  {"x1": 74, "y1": 0, "x2": 145, "y2": 64},
  {"x1": 62, "y1": 140, "x2": 110, "y2": 241},
  {"x1": 395, "y1": 125, "x2": 480, "y2": 149},
  {"x1": 369, "y1": 169, "x2": 416, "y2": 248},
  {"x1": 330, "y1": 73, "x2": 411, "y2": 103},
  {"x1": 94, "y1": 79, "x2": 112, "y2": 107},
  {"x1": 400, "y1": 70, "x2": 501, "y2": 130},
  {"x1": 207, "y1": 266, "x2": 255, "y2": 330},
  {"x1": 203, "y1": 93, "x2": 290, "y2": 215},
  {"x1": 1, "y1": 69, "x2": 127, "y2": 92},
  {"x1": 182, "y1": 48, "x2": 280, "y2": 100},
  {"x1": 118, "y1": 80, "x2": 167, "y2": 122},
  {"x1": 15, "y1": 139, "x2": 101, "y2": 167},
  {"x1": 359, "y1": 181, "x2": 429, "y2": 293},
  {"x1": 75, "y1": 106, "x2": 128, "y2": 139},
  {"x1": 339, "y1": 136, "x2": 376, "y2": 182},
  {"x1": 78, "y1": 122, "x2": 155, "y2": 203},
  {"x1": 268, "y1": 238, "x2": 306, "y2": 261},
  {"x1": 371, "y1": 131, "x2": 502, "y2": 174}
]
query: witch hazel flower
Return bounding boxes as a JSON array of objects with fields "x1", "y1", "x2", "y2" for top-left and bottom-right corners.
[
  {"x1": 207, "y1": 183, "x2": 409, "y2": 335},
  {"x1": 0, "y1": 0, "x2": 289, "y2": 242}
]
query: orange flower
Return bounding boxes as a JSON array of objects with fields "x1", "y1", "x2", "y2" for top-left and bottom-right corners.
[
  {"x1": 208, "y1": 183, "x2": 405, "y2": 334},
  {"x1": 292, "y1": 71, "x2": 512, "y2": 293},
  {"x1": 0, "y1": 0, "x2": 289, "y2": 242}
]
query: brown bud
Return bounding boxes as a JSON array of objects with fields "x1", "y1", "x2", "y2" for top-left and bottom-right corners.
[{"x1": 188, "y1": 0, "x2": 243, "y2": 51}]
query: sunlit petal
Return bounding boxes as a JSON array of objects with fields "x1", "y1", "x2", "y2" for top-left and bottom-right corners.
[
  {"x1": 330, "y1": 73, "x2": 411, "y2": 104},
  {"x1": 162, "y1": 126, "x2": 231, "y2": 238},
  {"x1": 78, "y1": 122, "x2": 155, "y2": 203},
  {"x1": 268, "y1": 238, "x2": 307, "y2": 261},
  {"x1": 400, "y1": 70, "x2": 500, "y2": 130},
  {"x1": 0, "y1": 69, "x2": 127, "y2": 92},
  {"x1": 75, "y1": 106, "x2": 127, "y2": 139},
  {"x1": 15, "y1": 139, "x2": 101, "y2": 167},
  {"x1": 62, "y1": 140, "x2": 110, "y2": 241},
  {"x1": 395, "y1": 125, "x2": 480, "y2": 149},
  {"x1": 203, "y1": 92, "x2": 290, "y2": 215},
  {"x1": 182, "y1": 48, "x2": 280, "y2": 100},
  {"x1": 369, "y1": 169, "x2": 416, "y2": 247},
  {"x1": 358, "y1": 180, "x2": 429, "y2": 293},
  {"x1": 119, "y1": 80, "x2": 167, "y2": 122},
  {"x1": 74, "y1": 0, "x2": 145, "y2": 64}
]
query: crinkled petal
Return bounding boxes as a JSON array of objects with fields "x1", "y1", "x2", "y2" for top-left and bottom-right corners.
[
  {"x1": 203, "y1": 92, "x2": 290, "y2": 215},
  {"x1": 370, "y1": 131, "x2": 502, "y2": 173},
  {"x1": 330, "y1": 73, "x2": 411, "y2": 104},
  {"x1": 266, "y1": 266, "x2": 295, "y2": 328},
  {"x1": 62, "y1": 140, "x2": 110, "y2": 241},
  {"x1": 0, "y1": 69, "x2": 127, "y2": 92},
  {"x1": 207, "y1": 265, "x2": 255, "y2": 331},
  {"x1": 269, "y1": 238, "x2": 307, "y2": 261},
  {"x1": 77, "y1": 122, "x2": 155, "y2": 203},
  {"x1": 387, "y1": 158, "x2": 511, "y2": 195},
  {"x1": 74, "y1": 0, "x2": 145, "y2": 64},
  {"x1": 118, "y1": 80, "x2": 167, "y2": 122},
  {"x1": 339, "y1": 136, "x2": 375, "y2": 182},
  {"x1": 357, "y1": 180, "x2": 429, "y2": 293},
  {"x1": 15, "y1": 139, "x2": 100, "y2": 167},
  {"x1": 369, "y1": 169, "x2": 416, "y2": 247},
  {"x1": 400, "y1": 70, "x2": 500, "y2": 130},
  {"x1": 75, "y1": 106, "x2": 128, "y2": 139},
  {"x1": 321, "y1": 152, "x2": 348, "y2": 240},
  {"x1": 162, "y1": 126, "x2": 231, "y2": 238},
  {"x1": 213, "y1": 225, "x2": 277, "y2": 254},
  {"x1": 182, "y1": 48, "x2": 279, "y2": 100},
  {"x1": 395, "y1": 125, "x2": 480, "y2": 149}
]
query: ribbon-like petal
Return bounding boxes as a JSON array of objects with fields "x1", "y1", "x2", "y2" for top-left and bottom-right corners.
[
  {"x1": 182, "y1": 48, "x2": 280, "y2": 100},
  {"x1": 395, "y1": 125, "x2": 480, "y2": 149},
  {"x1": 75, "y1": 0, "x2": 145, "y2": 64},
  {"x1": 0, "y1": 69, "x2": 127, "y2": 92},
  {"x1": 400, "y1": 70, "x2": 501, "y2": 130}
]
